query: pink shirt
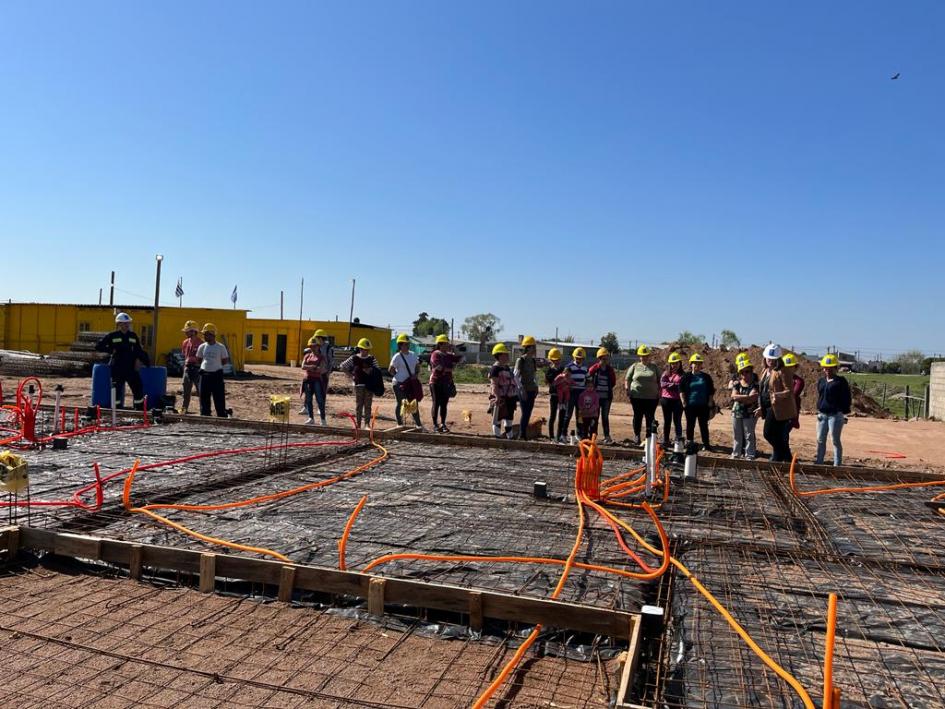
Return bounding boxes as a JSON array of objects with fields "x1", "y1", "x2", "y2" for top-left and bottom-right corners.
[{"x1": 181, "y1": 336, "x2": 202, "y2": 365}]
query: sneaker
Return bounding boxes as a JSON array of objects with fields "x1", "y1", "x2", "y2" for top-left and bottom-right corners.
[
  {"x1": 631, "y1": 435, "x2": 641, "y2": 447},
  {"x1": 730, "y1": 453, "x2": 741, "y2": 460},
  {"x1": 602, "y1": 436, "x2": 614, "y2": 445},
  {"x1": 320, "y1": 417, "x2": 327, "y2": 426},
  {"x1": 298, "y1": 407, "x2": 307, "y2": 415},
  {"x1": 304, "y1": 418, "x2": 315, "y2": 425}
]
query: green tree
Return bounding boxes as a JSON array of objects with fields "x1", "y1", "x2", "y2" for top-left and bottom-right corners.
[
  {"x1": 922, "y1": 356, "x2": 945, "y2": 375},
  {"x1": 461, "y1": 313, "x2": 502, "y2": 346},
  {"x1": 677, "y1": 330, "x2": 705, "y2": 346},
  {"x1": 720, "y1": 329, "x2": 741, "y2": 348},
  {"x1": 599, "y1": 332, "x2": 621, "y2": 355},
  {"x1": 562, "y1": 334, "x2": 576, "y2": 343},
  {"x1": 893, "y1": 349, "x2": 926, "y2": 375},
  {"x1": 412, "y1": 312, "x2": 449, "y2": 337}
]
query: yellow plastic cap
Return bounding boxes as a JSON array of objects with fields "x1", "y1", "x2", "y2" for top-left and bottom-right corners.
[
  {"x1": 521, "y1": 335, "x2": 536, "y2": 347},
  {"x1": 667, "y1": 352, "x2": 682, "y2": 364},
  {"x1": 435, "y1": 334, "x2": 450, "y2": 344},
  {"x1": 636, "y1": 344, "x2": 652, "y2": 356},
  {"x1": 820, "y1": 353, "x2": 839, "y2": 368},
  {"x1": 547, "y1": 347, "x2": 562, "y2": 361},
  {"x1": 781, "y1": 353, "x2": 799, "y2": 368},
  {"x1": 313, "y1": 328, "x2": 328, "y2": 339},
  {"x1": 396, "y1": 333, "x2": 410, "y2": 344},
  {"x1": 357, "y1": 338, "x2": 372, "y2": 350},
  {"x1": 182, "y1": 320, "x2": 199, "y2": 332},
  {"x1": 492, "y1": 343, "x2": 509, "y2": 356},
  {"x1": 596, "y1": 347, "x2": 610, "y2": 358},
  {"x1": 689, "y1": 353, "x2": 704, "y2": 363},
  {"x1": 572, "y1": 347, "x2": 586, "y2": 359},
  {"x1": 201, "y1": 323, "x2": 217, "y2": 335}
]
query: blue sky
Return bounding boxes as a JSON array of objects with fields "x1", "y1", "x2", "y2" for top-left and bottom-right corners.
[{"x1": 1, "y1": 1, "x2": 942, "y2": 357}]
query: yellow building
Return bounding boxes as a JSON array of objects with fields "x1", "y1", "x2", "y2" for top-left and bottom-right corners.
[{"x1": 0, "y1": 303, "x2": 391, "y2": 371}]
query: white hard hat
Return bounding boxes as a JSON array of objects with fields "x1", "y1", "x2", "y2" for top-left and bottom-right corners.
[
  {"x1": 115, "y1": 312, "x2": 132, "y2": 324},
  {"x1": 763, "y1": 343, "x2": 782, "y2": 360}
]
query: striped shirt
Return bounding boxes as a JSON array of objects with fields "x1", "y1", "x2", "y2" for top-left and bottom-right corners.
[{"x1": 566, "y1": 361, "x2": 587, "y2": 390}]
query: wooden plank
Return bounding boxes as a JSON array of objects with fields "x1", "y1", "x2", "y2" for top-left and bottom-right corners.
[
  {"x1": 368, "y1": 578, "x2": 386, "y2": 616},
  {"x1": 468, "y1": 591, "x2": 483, "y2": 632},
  {"x1": 1, "y1": 526, "x2": 19, "y2": 561},
  {"x1": 293, "y1": 565, "x2": 369, "y2": 596},
  {"x1": 616, "y1": 616, "x2": 642, "y2": 707},
  {"x1": 199, "y1": 553, "x2": 216, "y2": 593},
  {"x1": 128, "y1": 544, "x2": 143, "y2": 581},
  {"x1": 278, "y1": 566, "x2": 296, "y2": 603},
  {"x1": 216, "y1": 554, "x2": 283, "y2": 584}
]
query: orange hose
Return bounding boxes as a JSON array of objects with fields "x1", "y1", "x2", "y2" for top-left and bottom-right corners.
[
  {"x1": 338, "y1": 495, "x2": 368, "y2": 570},
  {"x1": 823, "y1": 593, "x2": 838, "y2": 709}
]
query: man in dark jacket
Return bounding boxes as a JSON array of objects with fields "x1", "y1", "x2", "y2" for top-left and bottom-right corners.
[{"x1": 95, "y1": 312, "x2": 150, "y2": 409}]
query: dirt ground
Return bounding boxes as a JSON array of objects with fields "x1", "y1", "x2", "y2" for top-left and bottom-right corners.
[{"x1": 4, "y1": 365, "x2": 942, "y2": 473}]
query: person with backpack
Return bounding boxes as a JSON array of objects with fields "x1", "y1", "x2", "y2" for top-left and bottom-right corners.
[
  {"x1": 340, "y1": 338, "x2": 379, "y2": 429},
  {"x1": 729, "y1": 352, "x2": 759, "y2": 459},
  {"x1": 625, "y1": 345, "x2": 661, "y2": 446},
  {"x1": 429, "y1": 334, "x2": 462, "y2": 432},
  {"x1": 562, "y1": 347, "x2": 588, "y2": 442},
  {"x1": 544, "y1": 348, "x2": 565, "y2": 440},
  {"x1": 588, "y1": 348, "x2": 617, "y2": 443},
  {"x1": 301, "y1": 334, "x2": 328, "y2": 425},
  {"x1": 660, "y1": 352, "x2": 685, "y2": 448},
  {"x1": 514, "y1": 336, "x2": 545, "y2": 440},
  {"x1": 577, "y1": 377, "x2": 601, "y2": 439},
  {"x1": 680, "y1": 353, "x2": 715, "y2": 450},
  {"x1": 758, "y1": 343, "x2": 796, "y2": 462},
  {"x1": 815, "y1": 353, "x2": 852, "y2": 466},
  {"x1": 489, "y1": 343, "x2": 518, "y2": 439},
  {"x1": 389, "y1": 333, "x2": 423, "y2": 429}
]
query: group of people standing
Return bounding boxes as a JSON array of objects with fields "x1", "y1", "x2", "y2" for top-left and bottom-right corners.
[{"x1": 302, "y1": 332, "x2": 853, "y2": 467}]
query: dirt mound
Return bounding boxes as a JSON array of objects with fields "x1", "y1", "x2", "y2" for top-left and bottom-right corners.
[{"x1": 613, "y1": 344, "x2": 887, "y2": 418}]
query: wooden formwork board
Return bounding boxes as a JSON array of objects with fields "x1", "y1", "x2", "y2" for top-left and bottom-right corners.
[{"x1": 12, "y1": 526, "x2": 640, "y2": 641}]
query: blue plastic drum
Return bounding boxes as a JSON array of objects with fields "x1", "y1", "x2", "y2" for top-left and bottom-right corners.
[{"x1": 139, "y1": 366, "x2": 168, "y2": 409}]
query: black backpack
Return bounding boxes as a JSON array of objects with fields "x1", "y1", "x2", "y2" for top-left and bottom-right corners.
[{"x1": 366, "y1": 365, "x2": 386, "y2": 397}]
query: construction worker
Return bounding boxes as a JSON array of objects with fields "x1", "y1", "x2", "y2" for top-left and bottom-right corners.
[
  {"x1": 815, "y1": 353, "x2": 852, "y2": 466},
  {"x1": 588, "y1": 348, "x2": 617, "y2": 443},
  {"x1": 544, "y1": 348, "x2": 565, "y2": 440},
  {"x1": 489, "y1": 343, "x2": 518, "y2": 438},
  {"x1": 680, "y1": 353, "x2": 716, "y2": 450},
  {"x1": 782, "y1": 352, "x2": 805, "y2": 456},
  {"x1": 390, "y1": 333, "x2": 423, "y2": 429},
  {"x1": 760, "y1": 344, "x2": 796, "y2": 462},
  {"x1": 729, "y1": 353, "x2": 759, "y2": 459},
  {"x1": 311, "y1": 329, "x2": 334, "y2": 411},
  {"x1": 513, "y1": 336, "x2": 545, "y2": 440},
  {"x1": 301, "y1": 335, "x2": 328, "y2": 425},
  {"x1": 179, "y1": 320, "x2": 202, "y2": 414},
  {"x1": 429, "y1": 334, "x2": 462, "y2": 433},
  {"x1": 561, "y1": 347, "x2": 588, "y2": 442},
  {"x1": 196, "y1": 323, "x2": 229, "y2": 417},
  {"x1": 660, "y1": 352, "x2": 685, "y2": 448},
  {"x1": 625, "y1": 345, "x2": 661, "y2": 446},
  {"x1": 95, "y1": 312, "x2": 150, "y2": 409},
  {"x1": 340, "y1": 338, "x2": 378, "y2": 429}
]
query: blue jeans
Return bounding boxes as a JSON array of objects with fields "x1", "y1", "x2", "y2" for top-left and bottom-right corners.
[
  {"x1": 303, "y1": 378, "x2": 326, "y2": 419},
  {"x1": 815, "y1": 413, "x2": 845, "y2": 466}
]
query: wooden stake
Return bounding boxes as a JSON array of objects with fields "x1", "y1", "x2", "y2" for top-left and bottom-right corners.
[
  {"x1": 469, "y1": 591, "x2": 483, "y2": 632},
  {"x1": 368, "y1": 577, "x2": 386, "y2": 616},
  {"x1": 199, "y1": 553, "x2": 216, "y2": 593},
  {"x1": 129, "y1": 544, "x2": 143, "y2": 580},
  {"x1": 278, "y1": 565, "x2": 296, "y2": 603}
]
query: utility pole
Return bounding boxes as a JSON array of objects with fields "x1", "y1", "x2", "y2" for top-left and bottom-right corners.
[
  {"x1": 98, "y1": 288, "x2": 102, "y2": 305},
  {"x1": 151, "y1": 255, "x2": 163, "y2": 364},
  {"x1": 450, "y1": 318, "x2": 454, "y2": 341},
  {"x1": 280, "y1": 290, "x2": 284, "y2": 320},
  {"x1": 346, "y1": 278, "x2": 356, "y2": 347},
  {"x1": 297, "y1": 278, "x2": 304, "y2": 361},
  {"x1": 109, "y1": 271, "x2": 115, "y2": 306}
]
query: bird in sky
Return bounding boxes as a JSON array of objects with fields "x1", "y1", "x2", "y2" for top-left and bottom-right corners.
[{"x1": 891, "y1": 72, "x2": 901, "y2": 80}]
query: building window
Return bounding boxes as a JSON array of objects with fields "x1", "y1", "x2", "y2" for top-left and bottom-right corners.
[
  {"x1": 245, "y1": 333, "x2": 254, "y2": 350},
  {"x1": 78, "y1": 322, "x2": 91, "y2": 332},
  {"x1": 139, "y1": 325, "x2": 152, "y2": 348},
  {"x1": 261, "y1": 334, "x2": 269, "y2": 351}
]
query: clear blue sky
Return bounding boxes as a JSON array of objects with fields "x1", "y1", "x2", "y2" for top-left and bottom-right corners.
[{"x1": 1, "y1": 2, "x2": 942, "y2": 358}]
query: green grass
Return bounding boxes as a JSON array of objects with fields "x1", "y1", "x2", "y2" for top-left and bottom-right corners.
[
  {"x1": 847, "y1": 373, "x2": 929, "y2": 417},
  {"x1": 449, "y1": 364, "x2": 491, "y2": 384}
]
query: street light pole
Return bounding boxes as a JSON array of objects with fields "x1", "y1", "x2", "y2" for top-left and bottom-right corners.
[{"x1": 152, "y1": 255, "x2": 163, "y2": 364}]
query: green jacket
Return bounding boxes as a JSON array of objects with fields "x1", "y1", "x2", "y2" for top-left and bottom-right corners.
[{"x1": 625, "y1": 362, "x2": 661, "y2": 399}]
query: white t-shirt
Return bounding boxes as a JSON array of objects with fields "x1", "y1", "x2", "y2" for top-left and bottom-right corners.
[
  {"x1": 390, "y1": 351, "x2": 420, "y2": 384},
  {"x1": 197, "y1": 342, "x2": 229, "y2": 372}
]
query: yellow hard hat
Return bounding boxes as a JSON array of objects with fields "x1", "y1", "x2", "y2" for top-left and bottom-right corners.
[
  {"x1": 572, "y1": 347, "x2": 586, "y2": 359},
  {"x1": 667, "y1": 351, "x2": 682, "y2": 364},
  {"x1": 636, "y1": 344, "x2": 652, "y2": 357},
  {"x1": 313, "y1": 328, "x2": 328, "y2": 339},
  {"x1": 492, "y1": 343, "x2": 509, "y2": 356},
  {"x1": 689, "y1": 353, "x2": 704, "y2": 364},
  {"x1": 781, "y1": 352, "x2": 799, "y2": 368},
  {"x1": 820, "y1": 353, "x2": 839, "y2": 368},
  {"x1": 521, "y1": 335, "x2": 536, "y2": 347},
  {"x1": 182, "y1": 320, "x2": 199, "y2": 333},
  {"x1": 307, "y1": 335, "x2": 318, "y2": 346},
  {"x1": 396, "y1": 333, "x2": 410, "y2": 344},
  {"x1": 357, "y1": 338, "x2": 372, "y2": 350},
  {"x1": 201, "y1": 323, "x2": 217, "y2": 335},
  {"x1": 435, "y1": 334, "x2": 450, "y2": 344},
  {"x1": 596, "y1": 347, "x2": 610, "y2": 358},
  {"x1": 736, "y1": 353, "x2": 753, "y2": 372},
  {"x1": 548, "y1": 347, "x2": 562, "y2": 361}
]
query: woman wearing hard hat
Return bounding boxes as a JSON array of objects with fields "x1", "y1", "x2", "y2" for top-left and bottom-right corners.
[
  {"x1": 179, "y1": 320, "x2": 202, "y2": 414},
  {"x1": 680, "y1": 353, "x2": 716, "y2": 450},
  {"x1": 311, "y1": 329, "x2": 334, "y2": 415},
  {"x1": 340, "y1": 338, "x2": 378, "y2": 429},
  {"x1": 390, "y1": 333, "x2": 423, "y2": 429},
  {"x1": 759, "y1": 344, "x2": 796, "y2": 462},
  {"x1": 562, "y1": 347, "x2": 588, "y2": 442},
  {"x1": 544, "y1": 348, "x2": 565, "y2": 440},
  {"x1": 489, "y1": 343, "x2": 518, "y2": 438},
  {"x1": 729, "y1": 353, "x2": 759, "y2": 459},
  {"x1": 815, "y1": 353, "x2": 852, "y2": 465},
  {"x1": 196, "y1": 323, "x2": 230, "y2": 417},
  {"x1": 429, "y1": 334, "x2": 462, "y2": 433},
  {"x1": 301, "y1": 335, "x2": 328, "y2": 425},
  {"x1": 513, "y1": 336, "x2": 545, "y2": 440},
  {"x1": 624, "y1": 345, "x2": 661, "y2": 446},
  {"x1": 588, "y1": 348, "x2": 617, "y2": 443},
  {"x1": 659, "y1": 352, "x2": 685, "y2": 448}
]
